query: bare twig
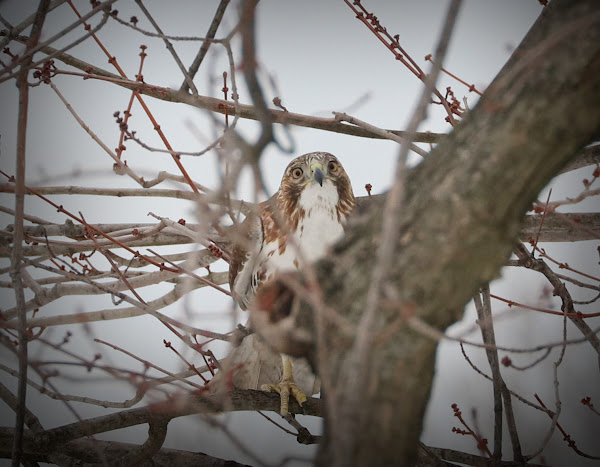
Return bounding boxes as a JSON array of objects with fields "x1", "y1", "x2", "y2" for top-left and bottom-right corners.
[
  {"x1": 450, "y1": 402, "x2": 493, "y2": 458},
  {"x1": 135, "y1": 0, "x2": 198, "y2": 94},
  {"x1": 239, "y1": 0, "x2": 273, "y2": 164},
  {"x1": 514, "y1": 242, "x2": 600, "y2": 357},
  {"x1": 65, "y1": 0, "x2": 201, "y2": 197},
  {"x1": 535, "y1": 394, "x2": 600, "y2": 460},
  {"x1": 180, "y1": 0, "x2": 231, "y2": 93},
  {"x1": 474, "y1": 286, "x2": 523, "y2": 462},
  {"x1": 333, "y1": 112, "x2": 429, "y2": 158},
  {"x1": 343, "y1": 0, "x2": 462, "y2": 124}
]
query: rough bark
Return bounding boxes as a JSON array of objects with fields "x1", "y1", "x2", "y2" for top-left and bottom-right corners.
[
  {"x1": 0, "y1": 434, "x2": 252, "y2": 466},
  {"x1": 250, "y1": 1, "x2": 600, "y2": 465}
]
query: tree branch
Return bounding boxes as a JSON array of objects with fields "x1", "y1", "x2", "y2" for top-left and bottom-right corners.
[
  {"x1": 11, "y1": 35, "x2": 440, "y2": 144},
  {"x1": 0, "y1": 433, "x2": 252, "y2": 466},
  {"x1": 0, "y1": 389, "x2": 320, "y2": 452}
]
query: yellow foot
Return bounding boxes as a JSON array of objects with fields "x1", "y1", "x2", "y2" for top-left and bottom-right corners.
[{"x1": 262, "y1": 379, "x2": 307, "y2": 415}]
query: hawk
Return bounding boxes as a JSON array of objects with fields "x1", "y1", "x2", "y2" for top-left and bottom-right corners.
[{"x1": 227, "y1": 152, "x2": 355, "y2": 414}]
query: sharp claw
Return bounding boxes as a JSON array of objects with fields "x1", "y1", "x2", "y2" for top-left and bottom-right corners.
[
  {"x1": 290, "y1": 385, "x2": 307, "y2": 407},
  {"x1": 261, "y1": 381, "x2": 307, "y2": 416}
]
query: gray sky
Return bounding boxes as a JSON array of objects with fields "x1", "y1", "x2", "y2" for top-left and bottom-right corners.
[{"x1": 1, "y1": 1, "x2": 599, "y2": 466}]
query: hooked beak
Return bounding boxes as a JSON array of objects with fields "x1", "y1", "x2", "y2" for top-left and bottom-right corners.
[{"x1": 311, "y1": 163, "x2": 325, "y2": 186}]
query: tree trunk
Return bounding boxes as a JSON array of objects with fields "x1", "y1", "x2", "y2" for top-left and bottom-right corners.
[{"x1": 251, "y1": 0, "x2": 600, "y2": 464}]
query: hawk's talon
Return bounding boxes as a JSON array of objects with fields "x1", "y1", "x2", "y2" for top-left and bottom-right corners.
[
  {"x1": 262, "y1": 379, "x2": 307, "y2": 415},
  {"x1": 262, "y1": 355, "x2": 307, "y2": 415}
]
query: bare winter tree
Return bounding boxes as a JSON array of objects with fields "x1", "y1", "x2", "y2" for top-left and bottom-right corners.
[{"x1": 0, "y1": 0, "x2": 599, "y2": 466}]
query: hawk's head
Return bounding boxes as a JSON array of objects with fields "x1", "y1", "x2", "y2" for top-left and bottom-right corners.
[{"x1": 276, "y1": 152, "x2": 355, "y2": 226}]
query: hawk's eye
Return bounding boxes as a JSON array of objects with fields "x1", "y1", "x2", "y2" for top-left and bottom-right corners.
[
  {"x1": 291, "y1": 167, "x2": 303, "y2": 179},
  {"x1": 328, "y1": 161, "x2": 339, "y2": 173}
]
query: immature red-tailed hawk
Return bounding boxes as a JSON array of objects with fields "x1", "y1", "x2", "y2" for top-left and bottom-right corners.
[{"x1": 227, "y1": 152, "x2": 355, "y2": 414}]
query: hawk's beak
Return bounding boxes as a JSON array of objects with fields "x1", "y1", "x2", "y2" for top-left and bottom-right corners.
[{"x1": 311, "y1": 163, "x2": 324, "y2": 187}]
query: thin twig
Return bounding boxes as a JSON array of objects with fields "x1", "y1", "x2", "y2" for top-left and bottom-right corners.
[
  {"x1": 474, "y1": 286, "x2": 523, "y2": 461},
  {"x1": 514, "y1": 242, "x2": 600, "y2": 357},
  {"x1": 534, "y1": 394, "x2": 600, "y2": 460},
  {"x1": 135, "y1": 0, "x2": 198, "y2": 94},
  {"x1": 473, "y1": 288, "x2": 503, "y2": 459},
  {"x1": 333, "y1": 112, "x2": 429, "y2": 158},
  {"x1": 65, "y1": 0, "x2": 201, "y2": 197},
  {"x1": 180, "y1": 0, "x2": 231, "y2": 93}
]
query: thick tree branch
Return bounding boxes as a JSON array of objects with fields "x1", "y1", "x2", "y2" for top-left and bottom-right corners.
[
  {"x1": 0, "y1": 433, "x2": 252, "y2": 466},
  {"x1": 520, "y1": 212, "x2": 600, "y2": 242},
  {"x1": 0, "y1": 389, "x2": 320, "y2": 453},
  {"x1": 2, "y1": 207, "x2": 597, "y2": 259},
  {"x1": 561, "y1": 144, "x2": 600, "y2": 173}
]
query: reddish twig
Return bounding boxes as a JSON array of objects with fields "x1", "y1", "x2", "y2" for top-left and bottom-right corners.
[
  {"x1": 147, "y1": 249, "x2": 231, "y2": 296},
  {"x1": 425, "y1": 53, "x2": 483, "y2": 96},
  {"x1": 66, "y1": 1, "x2": 200, "y2": 196},
  {"x1": 163, "y1": 340, "x2": 210, "y2": 384},
  {"x1": 0, "y1": 170, "x2": 178, "y2": 273},
  {"x1": 490, "y1": 293, "x2": 600, "y2": 318},
  {"x1": 82, "y1": 212, "x2": 147, "y2": 305},
  {"x1": 343, "y1": 0, "x2": 461, "y2": 124},
  {"x1": 222, "y1": 71, "x2": 230, "y2": 128},
  {"x1": 531, "y1": 188, "x2": 553, "y2": 256},
  {"x1": 535, "y1": 246, "x2": 600, "y2": 283},
  {"x1": 344, "y1": 0, "x2": 423, "y2": 78},
  {"x1": 132, "y1": 0, "x2": 199, "y2": 94},
  {"x1": 94, "y1": 338, "x2": 206, "y2": 390},
  {"x1": 114, "y1": 44, "x2": 148, "y2": 161},
  {"x1": 535, "y1": 394, "x2": 600, "y2": 460},
  {"x1": 451, "y1": 403, "x2": 493, "y2": 458},
  {"x1": 581, "y1": 396, "x2": 600, "y2": 417},
  {"x1": 513, "y1": 241, "x2": 600, "y2": 358}
]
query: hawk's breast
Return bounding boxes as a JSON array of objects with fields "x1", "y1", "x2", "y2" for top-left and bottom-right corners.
[{"x1": 260, "y1": 180, "x2": 345, "y2": 280}]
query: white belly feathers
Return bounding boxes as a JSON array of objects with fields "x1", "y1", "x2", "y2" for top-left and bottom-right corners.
[{"x1": 261, "y1": 180, "x2": 345, "y2": 279}]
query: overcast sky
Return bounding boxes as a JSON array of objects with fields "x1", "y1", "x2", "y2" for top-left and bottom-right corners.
[{"x1": 1, "y1": 1, "x2": 598, "y2": 466}]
